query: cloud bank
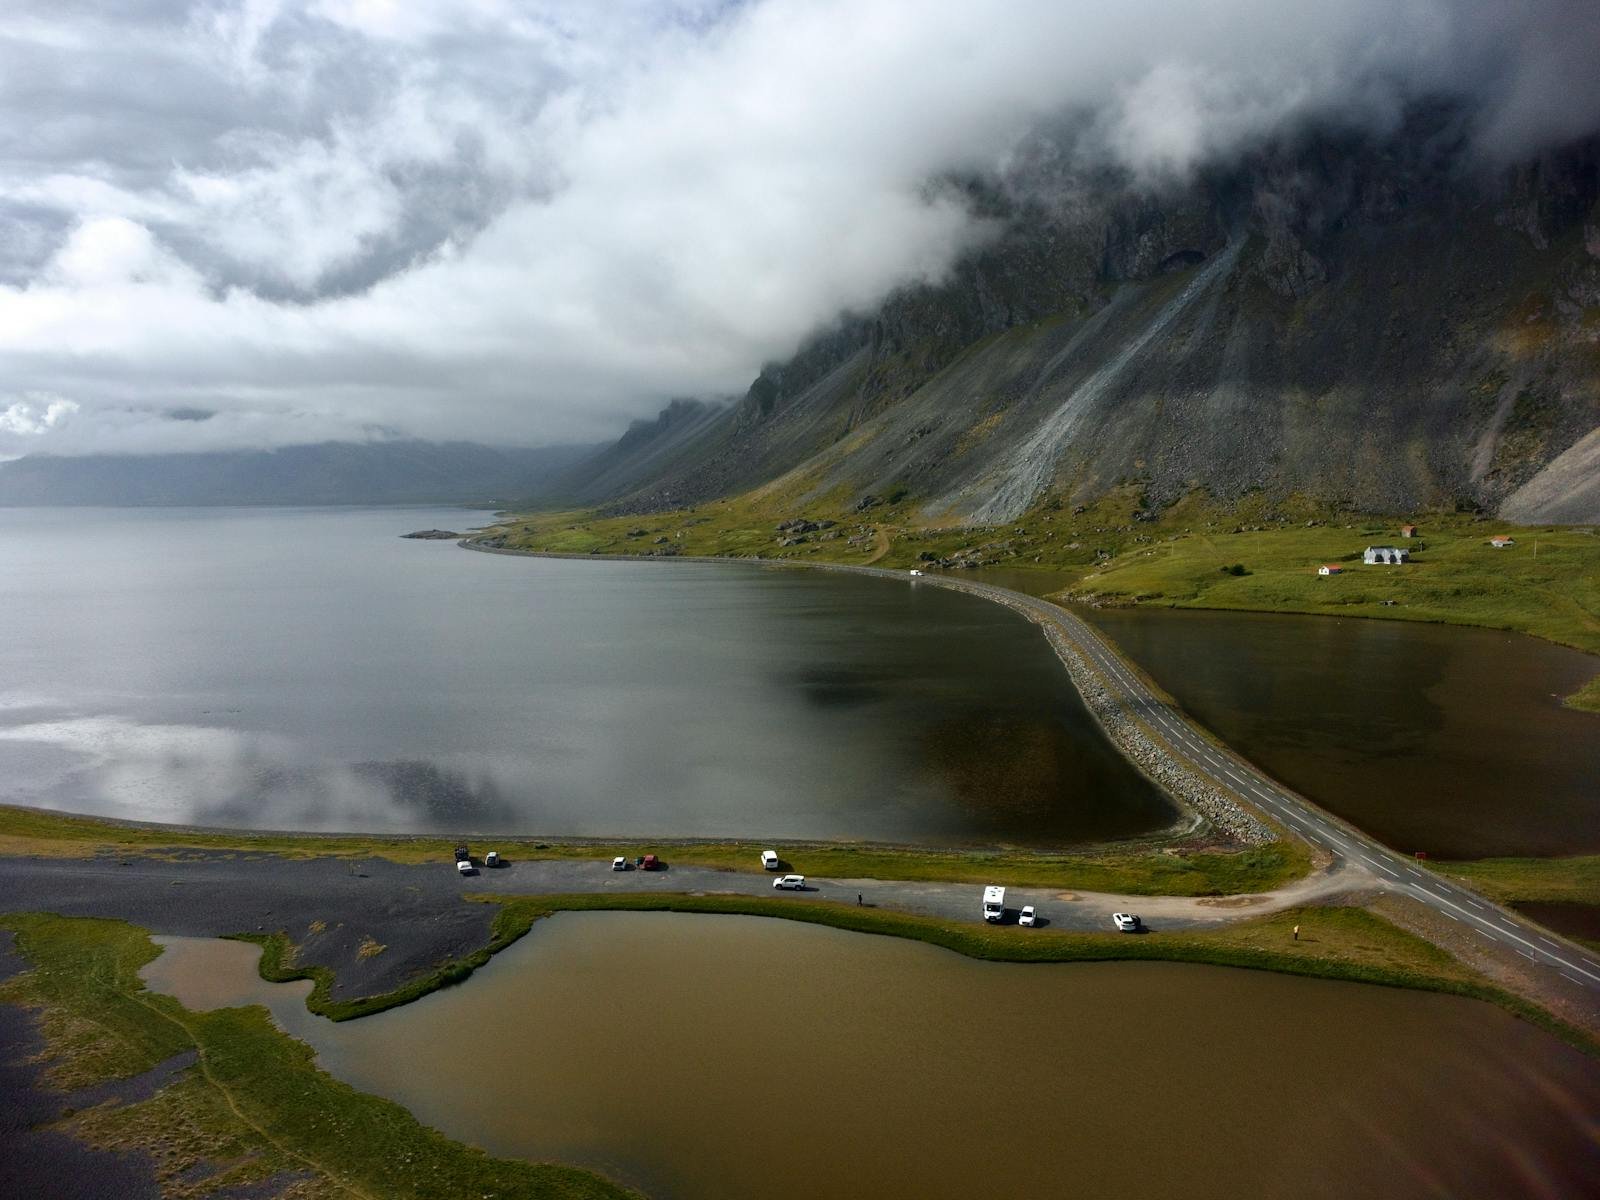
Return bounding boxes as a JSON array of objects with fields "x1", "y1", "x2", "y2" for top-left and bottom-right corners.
[{"x1": 1, "y1": 0, "x2": 1597, "y2": 457}]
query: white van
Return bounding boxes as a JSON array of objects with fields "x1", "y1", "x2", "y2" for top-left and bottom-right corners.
[
  {"x1": 982, "y1": 885, "x2": 1005, "y2": 923},
  {"x1": 761, "y1": 850, "x2": 780, "y2": 870}
]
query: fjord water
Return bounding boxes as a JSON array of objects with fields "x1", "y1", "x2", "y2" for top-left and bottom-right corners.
[
  {"x1": 144, "y1": 915, "x2": 1600, "y2": 1200},
  {"x1": 1083, "y1": 607, "x2": 1600, "y2": 858},
  {"x1": 0, "y1": 507, "x2": 1171, "y2": 844}
]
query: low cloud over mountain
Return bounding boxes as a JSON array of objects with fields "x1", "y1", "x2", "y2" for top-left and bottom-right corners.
[{"x1": 3, "y1": 0, "x2": 1598, "y2": 460}]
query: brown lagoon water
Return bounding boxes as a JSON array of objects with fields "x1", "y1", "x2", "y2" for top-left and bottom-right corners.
[
  {"x1": 143, "y1": 914, "x2": 1600, "y2": 1200},
  {"x1": 1083, "y1": 607, "x2": 1600, "y2": 858},
  {"x1": 0, "y1": 507, "x2": 1171, "y2": 845}
]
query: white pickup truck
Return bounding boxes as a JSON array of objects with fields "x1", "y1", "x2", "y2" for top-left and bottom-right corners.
[{"x1": 982, "y1": 885, "x2": 1005, "y2": 923}]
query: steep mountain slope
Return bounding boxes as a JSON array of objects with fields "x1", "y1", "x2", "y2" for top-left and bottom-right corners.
[
  {"x1": 0, "y1": 441, "x2": 594, "y2": 506},
  {"x1": 563, "y1": 114, "x2": 1600, "y2": 524}
]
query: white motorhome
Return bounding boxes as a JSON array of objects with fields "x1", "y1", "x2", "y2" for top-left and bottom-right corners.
[{"x1": 982, "y1": 885, "x2": 1005, "y2": 923}]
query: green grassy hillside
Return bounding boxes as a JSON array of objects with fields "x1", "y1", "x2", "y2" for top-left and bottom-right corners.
[{"x1": 493, "y1": 491, "x2": 1600, "y2": 707}]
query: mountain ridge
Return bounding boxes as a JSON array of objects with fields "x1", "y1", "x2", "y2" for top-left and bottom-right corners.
[{"x1": 540, "y1": 113, "x2": 1600, "y2": 524}]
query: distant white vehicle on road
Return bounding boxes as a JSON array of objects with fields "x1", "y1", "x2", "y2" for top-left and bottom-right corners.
[
  {"x1": 761, "y1": 850, "x2": 780, "y2": 870},
  {"x1": 456, "y1": 860, "x2": 474, "y2": 876},
  {"x1": 484, "y1": 851, "x2": 500, "y2": 868},
  {"x1": 773, "y1": 874, "x2": 807, "y2": 890},
  {"x1": 1112, "y1": 912, "x2": 1141, "y2": 932},
  {"x1": 908, "y1": 569, "x2": 923, "y2": 577},
  {"x1": 611, "y1": 856, "x2": 628, "y2": 871},
  {"x1": 1018, "y1": 905, "x2": 1037, "y2": 927}
]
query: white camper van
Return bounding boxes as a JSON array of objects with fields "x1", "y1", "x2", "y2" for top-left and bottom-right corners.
[{"x1": 982, "y1": 885, "x2": 1005, "y2": 923}]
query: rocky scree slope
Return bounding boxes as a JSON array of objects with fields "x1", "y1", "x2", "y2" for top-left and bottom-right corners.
[{"x1": 544, "y1": 113, "x2": 1600, "y2": 524}]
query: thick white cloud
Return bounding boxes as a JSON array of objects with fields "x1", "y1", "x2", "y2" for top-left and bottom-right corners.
[{"x1": 0, "y1": 0, "x2": 1596, "y2": 457}]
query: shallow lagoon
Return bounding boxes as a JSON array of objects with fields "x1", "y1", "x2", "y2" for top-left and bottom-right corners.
[
  {"x1": 1083, "y1": 606, "x2": 1600, "y2": 857},
  {"x1": 144, "y1": 914, "x2": 1600, "y2": 1200}
]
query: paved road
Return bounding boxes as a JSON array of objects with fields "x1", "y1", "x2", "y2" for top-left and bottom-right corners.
[
  {"x1": 467, "y1": 545, "x2": 1600, "y2": 1017},
  {"x1": 905, "y1": 569, "x2": 1600, "y2": 1014}
]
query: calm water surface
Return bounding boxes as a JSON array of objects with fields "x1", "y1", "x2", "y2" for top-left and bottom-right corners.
[
  {"x1": 0, "y1": 507, "x2": 1171, "y2": 845},
  {"x1": 143, "y1": 915, "x2": 1600, "y2": 1200},
  {"x1": 1084, "y1": 607, "x2": 1600, "y2": 858}
]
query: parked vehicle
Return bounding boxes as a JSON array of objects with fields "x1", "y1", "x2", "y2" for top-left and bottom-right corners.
[
  {"x1": 1018, "y1": 905, "x2": 1037, "y2": 927},
  {"x1": 453, "y1": 845, "x2": 470, "y2": 863},
  {"x1": 612, "y1": 856, "x2": 629, "y2": 871},
  {"x1": 1113, "y1": 912, "x2": 1141, "y2": 933},
  {"x1": 485, "y1": 851, "x2": 500, "y2": 868},
  {"x1": 908, "y1": 569, "x2": 923, "y2": 577},
  {"x1": 761, "y1": 850, "x2": 780, "y2": 870},
  {"x1": 640, "y1": 854, "x2": 661, "y2": 871},
  {"x1": 982, "y1": 885, "x2": 1005, "y2": 923},
  {"x1": 773, "y1": 874, "x2": 806, "y2": 890},
  {"x1": 456, "y1": 859, "x2": 474, "y2": 876}
]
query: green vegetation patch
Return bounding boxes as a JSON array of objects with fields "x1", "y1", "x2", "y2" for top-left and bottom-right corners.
[
  {"x1": 0, "y1": 804, "x2": 1308, "y2": 897},
  {"x1": 492, "y1": 493, "x2": 1600, "y2": 707},
  {"x1": 0, "y1": 912, "x2": 631, "y2": 1199},
  {"x1": 1432, "y1": 855, "x2": 1600, "y2": 906}
]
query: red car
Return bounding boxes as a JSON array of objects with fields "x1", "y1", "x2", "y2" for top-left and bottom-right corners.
[{"x1": 640, "y1": 854, "x2": 660, "y2": 871}]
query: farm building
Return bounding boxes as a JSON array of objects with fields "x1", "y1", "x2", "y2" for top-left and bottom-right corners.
[
  {"x1": 1490, "y1": 535, "x2": 1516, "y2": 548},
  {"x1": 1363, "y1": 546, "x2": 1410, "y2": 565},
  {"x1": 1400, "y1": 524, "x2": 1418, "y2": 538},
  {"x1": 1318, "y1": 564, "x2": 1343, "y2": 575}
]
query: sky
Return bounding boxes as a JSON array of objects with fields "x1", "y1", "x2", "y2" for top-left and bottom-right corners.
[{"x1": 2, "y1": 0, "x2": 1597, "y2": 459}]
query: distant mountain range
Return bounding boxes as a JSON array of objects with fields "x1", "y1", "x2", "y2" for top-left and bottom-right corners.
[
  {"x1": 534, "y1": 110, "x2": 1600, "y2": 524},
  {"x1": 0, "y1": 441, "x2": 593, "y2": 506}
]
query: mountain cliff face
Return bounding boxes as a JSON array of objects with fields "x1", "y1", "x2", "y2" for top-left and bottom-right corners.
[{"x1": 550, "y1": 109, "x2": 1600, "y2": 524}]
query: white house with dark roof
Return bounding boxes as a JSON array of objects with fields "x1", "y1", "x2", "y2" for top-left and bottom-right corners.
[{"x1": 1363, "y1": 546, "x2": 1410, "y2": 565}]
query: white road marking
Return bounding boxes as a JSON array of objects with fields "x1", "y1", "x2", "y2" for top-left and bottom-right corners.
[{"x1": 1037, "y1": 601, "x2": 1600, "y2": 990}]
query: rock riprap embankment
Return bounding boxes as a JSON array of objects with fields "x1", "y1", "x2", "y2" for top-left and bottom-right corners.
[{"x1": 926, "y1": 576, "x2": 1274, "y2": 846}]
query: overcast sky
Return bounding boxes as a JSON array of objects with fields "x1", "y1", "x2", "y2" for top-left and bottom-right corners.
[{"x1": 2, "y1": 0, "x2": 1597, "y2": 458}]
